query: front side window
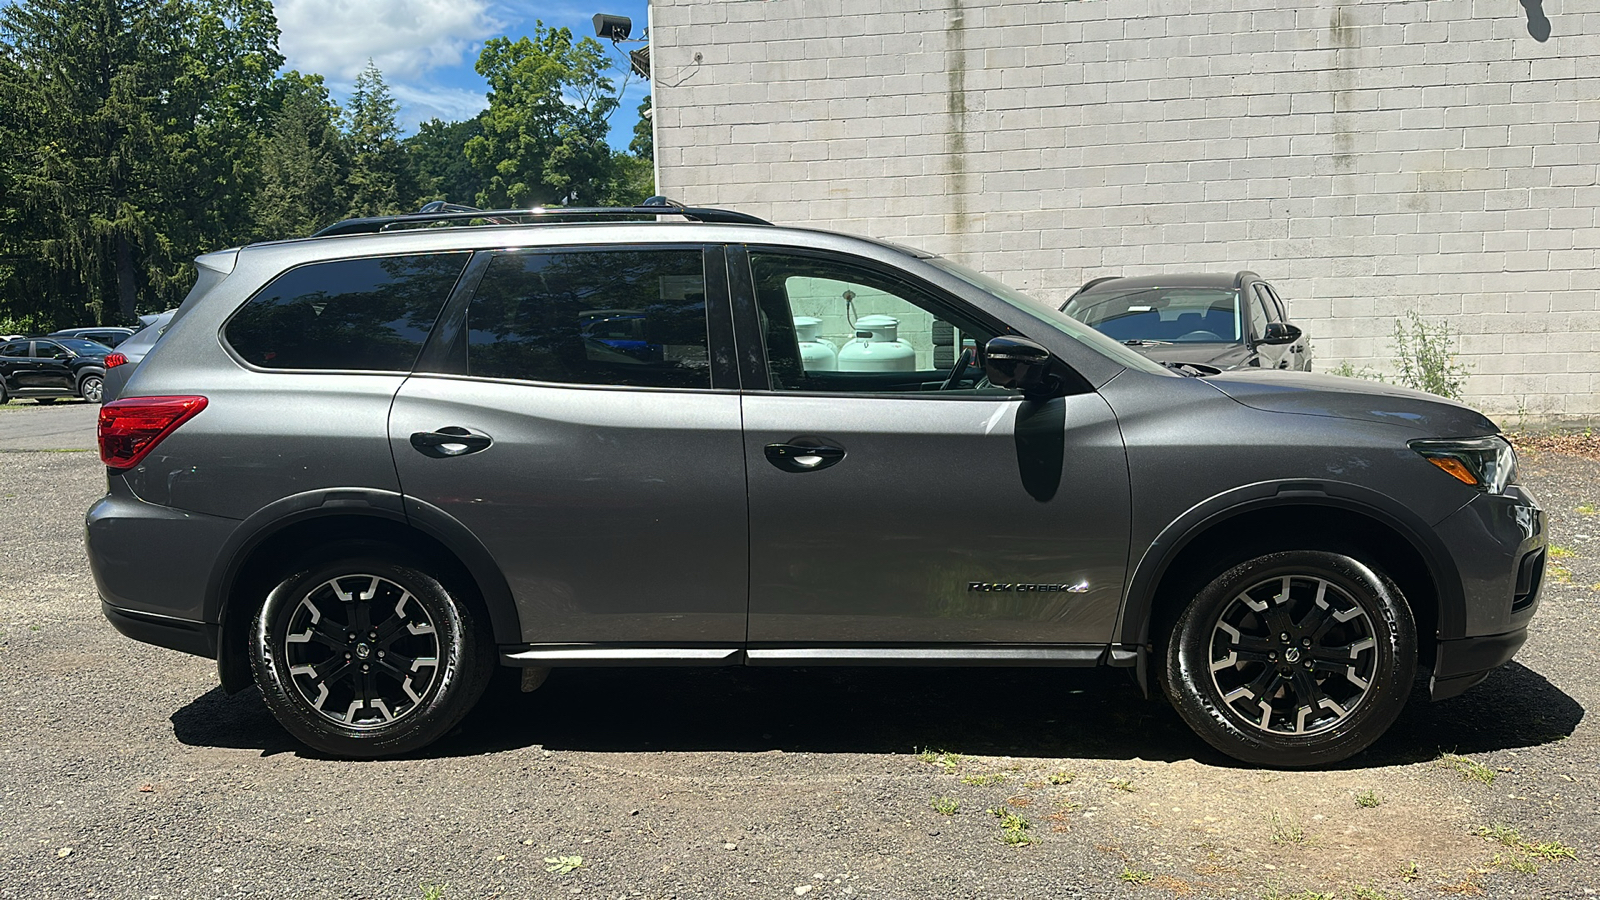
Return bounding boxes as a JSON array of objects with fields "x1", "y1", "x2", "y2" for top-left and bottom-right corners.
[
  {"x1": 225, "y1": 253, "x2": 469, "y2": 371},
  {"x1": 38, "y1": 341, "x2": 71, "y2": 360},
  {"x1": 466, "y1": 249, "x2": 711, "y2": 389},
  {"x1": 749, "y1": 252, "x2": 1006, "y2": 395}
]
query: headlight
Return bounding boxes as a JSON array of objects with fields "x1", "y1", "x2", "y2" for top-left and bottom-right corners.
[{"x1": 1410, "y1": 436, "x2": 1518, "y2": 494}]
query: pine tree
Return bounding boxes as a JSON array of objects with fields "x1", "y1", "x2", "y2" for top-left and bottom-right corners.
[{"x1": 342, "y1": 60, "x2": 411, "y2": 217}]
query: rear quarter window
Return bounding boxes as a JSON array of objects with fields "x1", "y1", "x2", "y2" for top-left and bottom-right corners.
[{"x1": 225, "y1": 253, "x2": 469, "y2": 371}]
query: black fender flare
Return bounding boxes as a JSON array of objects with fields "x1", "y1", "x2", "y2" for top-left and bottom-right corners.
[
  {"x1": 1114, "y1": 479, "x2": 1467, "y2": 650},
  {"x1": 207, "y1": 487, "x2": 520, "y2": 692}
]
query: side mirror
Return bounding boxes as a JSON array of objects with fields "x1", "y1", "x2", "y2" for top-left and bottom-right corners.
[
  {"x1": 1259, "y1": 322, "x2": 1302, "y2": 346},
  {"x1": 982, "y1": 336, "x2": 1054, "y2": 395}
]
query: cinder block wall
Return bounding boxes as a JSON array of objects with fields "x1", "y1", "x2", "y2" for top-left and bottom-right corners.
[{"x1": 651, "y1": 0, "x2": 1600, "y2": 422}]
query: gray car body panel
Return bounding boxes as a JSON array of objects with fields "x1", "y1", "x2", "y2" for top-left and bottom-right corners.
[{"x1": 88, "y1": 217, "x2": 1544, "y2": 710}]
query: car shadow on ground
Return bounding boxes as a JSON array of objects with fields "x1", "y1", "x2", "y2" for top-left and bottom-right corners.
[{"x1": 170, "y1": 660, "x2": 1583, "y2": 769}]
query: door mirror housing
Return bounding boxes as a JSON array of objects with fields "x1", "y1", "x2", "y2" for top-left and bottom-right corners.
[
  {"x1": 1259, "y1": 322, "x2": 1302, "y2": 346},
  {"x1": 982, "y1": 336, "x2": 1054, "y2": 395}
]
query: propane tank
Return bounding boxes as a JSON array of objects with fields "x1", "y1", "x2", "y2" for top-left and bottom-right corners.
[
  {"x1": 793, "y1": 316, "x2": 838, "y2": 371},
  {"x1": 837, "y1": 314, "x2": 916, "y2": 372}
]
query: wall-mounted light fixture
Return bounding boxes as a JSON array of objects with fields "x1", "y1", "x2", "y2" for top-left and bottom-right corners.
[{"x1": 593, "y1": 13, "x2": 650, "y2": 78}]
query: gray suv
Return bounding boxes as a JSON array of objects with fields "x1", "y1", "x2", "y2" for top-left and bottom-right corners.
[{"x1": 87, "y1": 204, "x2": 1547, "y2": 766}]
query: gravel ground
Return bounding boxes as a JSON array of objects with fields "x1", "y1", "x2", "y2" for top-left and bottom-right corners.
[{"x1": 0, "y1": 410, "x2": 1595, "y2": 900}]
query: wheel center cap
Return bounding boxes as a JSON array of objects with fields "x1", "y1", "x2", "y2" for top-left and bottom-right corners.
[
  {"x1": 354, "y1": 643, "x2": 371, "y2": 660},
  {"x1": 1284, "y1": 647, "x2": 1302, "y2": 664}
]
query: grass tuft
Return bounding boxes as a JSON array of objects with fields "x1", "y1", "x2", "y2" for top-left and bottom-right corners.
[
  {"x1": 987, "y1": 807, "x2": 1034, "y2": 845},
  {"x1": 1355, "y1": 789, "x2": 1383, "y2": 808},
  {"x1": 929, "y1": 796, "x2": 959, "y2": 816},
  {"x1": 1438, "y1": 753, "x2": 1495, "y2": 784}
]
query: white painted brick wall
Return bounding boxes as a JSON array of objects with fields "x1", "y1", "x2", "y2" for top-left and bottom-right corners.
[{"x1": 652, "y1": 0, "x2": 1600, "y2": 422}]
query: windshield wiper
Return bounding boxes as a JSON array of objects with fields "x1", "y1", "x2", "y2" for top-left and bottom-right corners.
[
  {"x1": 1159, "y1": 360, "x2": 1216, "y2": 377},
  {"x1": 1122, "y1": 339, "x2": 1172, "y2": 346}
]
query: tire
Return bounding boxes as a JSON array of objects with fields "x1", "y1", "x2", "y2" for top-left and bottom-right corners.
[
  {"x1": 1159, "y1": 550, "x2": 1416, "y2": 767},
  {"x1": 0, "y1": 381, "x2": 8, "y2": 404},
  {"x1": 79, "y1": 374, "x2": 104, "y2": 403},
  {"x1": 249, "y1": 549, "x2": 495, "y2": 757}
]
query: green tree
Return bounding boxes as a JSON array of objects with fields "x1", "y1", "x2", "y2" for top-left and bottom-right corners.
[
  {"x1": 342, "y1": 60, "x2": 411, "y2": 217},
  {"x1": 630, "y1": 95, "x2": 652, "y2": 161},
  {"x1": 406, "y1": 114, "x2": 485, "y2": 206},
  {"x1": 251, "y1": 71, "x2": 347, "y2": 239},
  {"x1": 0, "y1": 0, "x2": 281, "y2": 325},
  {"x1": 465, "y1": 24, "x2": 619, "y2": 208}
]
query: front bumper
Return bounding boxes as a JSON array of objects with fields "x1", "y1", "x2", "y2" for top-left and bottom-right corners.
[{"x1": 1427, "y1": 483, "x2": 1545, "y2": 700}]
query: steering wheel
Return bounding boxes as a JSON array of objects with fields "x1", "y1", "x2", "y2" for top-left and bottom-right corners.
[
  {"x1": 1177, "y1": 330, "x2": 1223, "y2": 342},
  {"x1": 940, "y1": 347, "x2": 976, "y2": 391}
]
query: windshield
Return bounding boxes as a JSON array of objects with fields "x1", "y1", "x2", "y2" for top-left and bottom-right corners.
[
  {"x1": 1064, "y1": 287, "x2": 1243, "y2": 344},
  {"x1": 59, "y1": 338, "x2": 110, "y2": 354},
  {"x1": 927, "y1": 259, "x2": 1170, "y2": 375}
]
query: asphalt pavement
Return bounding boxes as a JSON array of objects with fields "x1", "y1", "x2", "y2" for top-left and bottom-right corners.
[
  {"x1": 0, "y1": 401, "x2": 1594, "y2": 899},
  {"x1": 0, "y1": 400, "x2": 98, "y2": 451}
]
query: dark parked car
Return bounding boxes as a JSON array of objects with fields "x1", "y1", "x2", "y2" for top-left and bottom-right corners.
[
  {"x1": 1061, "y1": 272, "x2": 1312, "y2": 372},
  {"x1": 48, "y1": 326, "x2": 138, "y2": 348},
  {"x1": 0, "y1": 337, "x2": 111, "y2": 403},
  {"x1": 88, "y1": 204, "x2": 1543, "y2": 766}
]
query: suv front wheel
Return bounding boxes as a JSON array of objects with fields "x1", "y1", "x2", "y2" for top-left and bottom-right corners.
[
  {"x1": 1161, "y1": 550, "x2": 1417, "y2": 767},
  {"x1": 249, "y1": 549, "x2": 493, "y2": 757}
]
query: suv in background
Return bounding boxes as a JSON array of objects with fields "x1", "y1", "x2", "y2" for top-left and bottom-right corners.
[
  {"x1": 0, "y1": 336, "x2": 111, "y2": 403},
  {"x1": 48, "y1": 326, "x2": 138, "y2": 348},
  {"x1": 1062, "y1": 272, "x2": 1312, "y2": 372},
  {"x1": 87, "y1": 204, "x2": 1544, "y2": 766}
]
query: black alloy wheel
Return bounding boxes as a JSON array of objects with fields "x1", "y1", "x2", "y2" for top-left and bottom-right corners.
[
  {"x1": 1161, "y1": 550, "x2": 1416, "y2": 767},
  {"x1": 250, "y1": 549, "x2": 493, "y2": 757}
]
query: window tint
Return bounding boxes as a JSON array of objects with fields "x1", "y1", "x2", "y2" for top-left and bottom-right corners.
[
  {"x1": 466, "y1": 249, "x2": 711, "y2": 389},
  {"x1": 749, "y1": 252, "x2": 1007, "y2": 395},
  {"x1": 38, "y1": 342, "x2": 71, "y2": 359},
  {"x1": 1261, "y1": 283, "x2": 1289, "y2": 322},
  {"x1": 226, "y1": 254, "x2": 468, "y2": 371},
  {"x1": 0, "y1": 342, "x2": 27, "y2": 357}
]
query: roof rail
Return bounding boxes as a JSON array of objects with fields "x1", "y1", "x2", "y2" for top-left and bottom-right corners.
[{"x1": 312, "y1": 198, "x2": 771, "y2": 237}]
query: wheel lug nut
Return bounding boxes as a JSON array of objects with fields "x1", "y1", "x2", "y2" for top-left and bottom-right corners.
[
  {"x1": 369, "y1": 631, "x2": 377, "y2": 639},
  {"x1": 1279, "y1": 633, "x2": 1289, "y2": 642},
  {"x1": 362, "y1": 664, "x2": 370, "y2": 672},
  {"x1": 344, "y1": 652, "x2": 352, "y2": 659},
  {"x1": 1301, "y1": 638, "x2": 1311, "y2": 647},
  {"x1": 377, "y1": 650, "x2": 385, "y2": 658},
  {"x1": 1269, "y1": 652, "x2": 1277, "y2": 661}
]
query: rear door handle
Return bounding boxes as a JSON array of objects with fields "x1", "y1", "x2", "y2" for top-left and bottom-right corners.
[
  {"x1": 410, "y1": 427, "x2": 493, "y2": 458},
  {"x1": 764, "y1": 441, "x2": 846, "y2": 473}
]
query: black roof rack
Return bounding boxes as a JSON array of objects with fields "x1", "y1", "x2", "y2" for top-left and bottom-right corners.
[{"x1": 312, "y1": 197, "x2": 771, "y2": 237}]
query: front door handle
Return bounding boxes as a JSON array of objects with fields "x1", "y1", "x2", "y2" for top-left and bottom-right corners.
[
  {"x1": 410, "y1": 427, "x2": 492, "y2": 458},
  {"x1": 764, "y1": 441, "x2": 846, "y2": 473}
]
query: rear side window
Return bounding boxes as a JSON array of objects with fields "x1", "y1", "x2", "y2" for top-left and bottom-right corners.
[
  {"x1": 225, "y1": 253, "x2": 469, "y2": 371},
  {"x1": 465, "y1": 249, "x2": 711, "y2": 389}
]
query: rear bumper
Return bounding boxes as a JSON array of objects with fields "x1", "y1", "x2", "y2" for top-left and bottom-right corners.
[{"x1": 102, "y1": 601, "x2": 218, "y2": 659}]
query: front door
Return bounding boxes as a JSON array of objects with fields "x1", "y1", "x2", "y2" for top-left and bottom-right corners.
[
  {"x1": 390, "y1": 245, "x2": 749, "y2": 646},
  {"x1": 734, "y1": 249, "x2": 1131, "y2": 649}
]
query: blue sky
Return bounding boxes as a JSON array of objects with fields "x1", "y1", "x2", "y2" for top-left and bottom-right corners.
[{"x1": 273, "y1": 0, "x2": 652, "y2": 149}]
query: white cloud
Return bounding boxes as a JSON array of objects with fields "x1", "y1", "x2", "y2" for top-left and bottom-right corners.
[
  {"x1": 274, "y1": 0, "x2": 500, "y2": 81},
  {"x1": 388, "y1": 83, "x2": 489, "y2": 131}
]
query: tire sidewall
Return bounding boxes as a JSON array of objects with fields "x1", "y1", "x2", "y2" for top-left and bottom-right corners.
[
  {"x1": 249, "y1": 554, "x2": 490, "y2": 757},
  {"x1": 1163, "y1": 550, "x2": 1417, "y2": 767}
]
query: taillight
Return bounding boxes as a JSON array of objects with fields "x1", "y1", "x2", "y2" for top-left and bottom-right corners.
[
  {"x1": 104, "y1": 352, "x2": 128, "y2": 368},
  {"x1": 98, "y1": 396, "x2": 208, "y2": 470}
]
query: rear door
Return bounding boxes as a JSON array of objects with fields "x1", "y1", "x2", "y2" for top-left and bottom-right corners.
[
  {"x1": 389, "y1": 245, "x2": 749, "y2": 646},
  {"x1": 732, "y1": 247, "x2": 1131, "y2": 651}
]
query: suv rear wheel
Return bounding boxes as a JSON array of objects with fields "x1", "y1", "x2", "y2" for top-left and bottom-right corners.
[
  {"x1": 249, "y1": 549, "x2": 494, "y2": 757},
  {"x1": 78, "y1": 373, "x2": 104, "y2": 403},
  {"x1": 1161, "y1": 550, "x2": 1416, "y2": 767}
]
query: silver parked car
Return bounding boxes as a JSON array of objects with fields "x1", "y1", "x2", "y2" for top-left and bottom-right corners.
[{"x1": 87, "y1": 203, "x2": 1545, "y2": 766}]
